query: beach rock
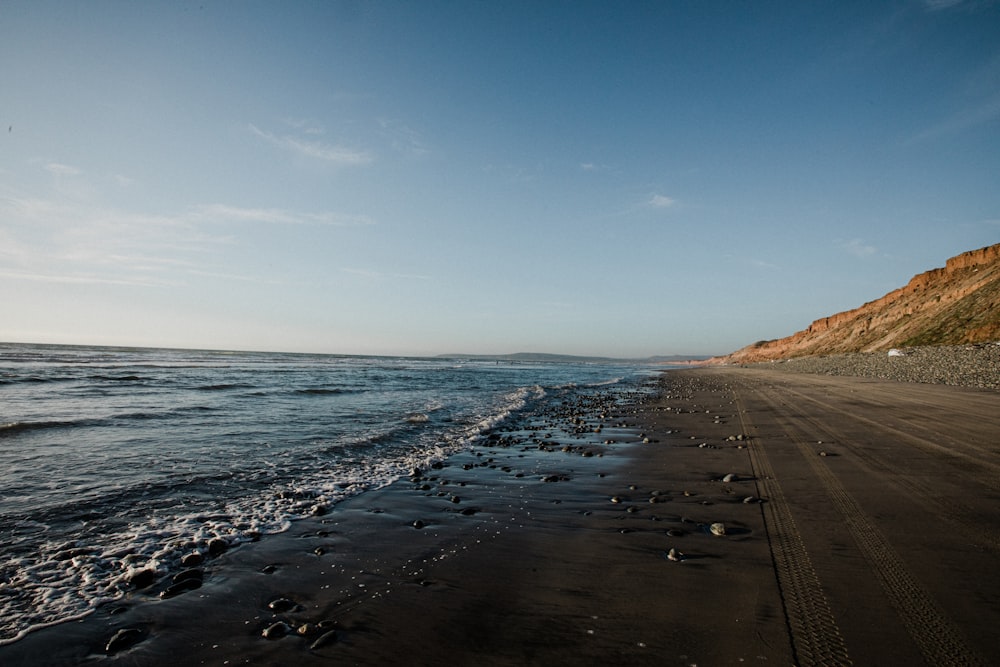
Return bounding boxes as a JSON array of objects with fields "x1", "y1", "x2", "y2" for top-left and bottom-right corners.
[
  {"x1": 709, "y1": 522, "x2": 727, "y2": 536},
  {"x1": 171, "y1": 568, "x2": 203, "y2": 584},
  {"x1": 412, "y1": 519, "x2": 426, "y2": 529},
  {"x1": 722, "y1": 473, "x2": 737, "y2": 483},
  {"x1": 159, "y1": 578, "x2": 201, "y2": 599},
  {"x1": 207, "y1": 538, "x2": 228, "y2": 556},
  {"x1": 262, "y1": 621, "x2": 290, "y2": 640},
  {"x1": 127, "y1": 568, "x2": 158, "y2": 589},
  {"x1": 180, "y1": 551, "x2": 204, "y2": 567},
  {"x1": 105, "y1": 627, "x2": 144, "y2": 654},
  {"x1": 310, "y1": 629, "x2": 339, "y2": 650},
  {"x1": 268, "y1": 597, "x2": 298, "y2": 613},
  {"x1": 666, "y1": 548, "x2": 683, "y2": 562}
]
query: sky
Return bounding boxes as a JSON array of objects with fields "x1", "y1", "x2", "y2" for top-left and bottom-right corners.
[{"x1": 1, "y1": 1, "x2": 999, "y2": 358}]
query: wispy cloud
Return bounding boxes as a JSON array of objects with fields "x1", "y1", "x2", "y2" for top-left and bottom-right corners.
[
  {"x1": 648, "y1": 194, "x2": 676, "y2": 209},
  {"x1": 842, "y1": 238, "x2": 877, "y2": 258},
  {"x1": 0, "y1": 268, "x2": 178, "y2": 287},
  {"x1": 44, "y1": 162, "x2": 81, "y2": 176},
  {"x1": 0, "y1": 192, "x2": 374, "y2": 289},
  {"x1": 377, "y1": 117, "x2": 430, "y2": 156},
  {"x1": 342, "y1": 267, "x2": 431, "y2": 281},
  {"x1": 907, "y1": 91, "x2": 1000, "y2": 143},
  {"x1": 189, "y1": 204, "x2": 375, "y2": 227},
  {"x1": 282, "y1": 117, "x2": 326, "y2": 135},
  {"x1": 922, "y1": 0, "x2": 965, "y2": 10},
  {"x1": 248, "y1": 123, "x2": 373, "y2": 164},
  {"x1": 749, "y1": 258, "x2": 781, "y2": 270}
]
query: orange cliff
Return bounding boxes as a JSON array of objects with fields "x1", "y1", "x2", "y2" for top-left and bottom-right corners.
[{"x1": 717, "y1": 243, "x2": 1000, "y2": 364}]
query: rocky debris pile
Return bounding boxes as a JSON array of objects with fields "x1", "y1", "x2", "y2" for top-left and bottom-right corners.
[{"x1": 751, "y1": 343, "x2": 1000, "y2": 389}]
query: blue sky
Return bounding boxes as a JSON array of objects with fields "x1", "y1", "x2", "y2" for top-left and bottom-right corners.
[{"x1": 2, "y1": 1, "x2": 998, "y2": 357}]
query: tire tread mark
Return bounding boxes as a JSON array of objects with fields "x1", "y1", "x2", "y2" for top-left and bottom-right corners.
[
  {"x1": 760, "y1": 383, "x2": 1000, "y2": 553},
  {"x1": 751, "y1": 381, "x2": 986, "y2": 667},
  {"x1": 734, "y1": 392, "x2": 853, "y2": 667},
  {"x1": 773, "y1": 380, "x2": 1000, "y2": 489}
]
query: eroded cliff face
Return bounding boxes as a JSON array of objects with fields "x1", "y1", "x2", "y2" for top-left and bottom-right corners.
[{"x1": 719, "y1": 243, "x2": 1000, "y2": 364}]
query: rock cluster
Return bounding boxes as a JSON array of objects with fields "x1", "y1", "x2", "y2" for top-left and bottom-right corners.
[{"x1": 751, "y1": 343, "x2": 1000, "y2": 389}]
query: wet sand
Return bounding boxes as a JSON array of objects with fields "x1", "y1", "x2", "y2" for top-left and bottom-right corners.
[{"x1": 4, "y1": 368, "x2": 1000, "y2": 666}]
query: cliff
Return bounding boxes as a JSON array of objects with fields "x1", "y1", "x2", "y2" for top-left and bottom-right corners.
[{"x1": 719, "y1": 243, "x2": 1000, "y2": 364}]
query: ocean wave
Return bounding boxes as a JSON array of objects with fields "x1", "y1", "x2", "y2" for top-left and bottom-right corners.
[
  {"x1": 294, "y1": 387, "x2": 362, "y2": 395},
  {"x1": 586, "y1": 376, "x2": 625, "y2": 387},
  {"x1": 87, "y1": 374, "x2": 145, "y2": 382},
  {"x1": 404, "y1": 413, "x2": 430, "y2": 423},
  {"x1": 195, "y1": 383, "x2": 257, "y2": 391},
  {"x1": 0, "y1": 420, "x2": 94, "y2": 438}
]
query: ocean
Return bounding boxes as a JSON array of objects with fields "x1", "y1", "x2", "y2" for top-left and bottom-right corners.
[{"x1": 0, "y1": 343, "x2": 656, "y2": 645}]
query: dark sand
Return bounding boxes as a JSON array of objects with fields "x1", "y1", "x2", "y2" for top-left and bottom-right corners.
[{"x1": 4, "y1": 368, "x2": 1000, "y2": 666}]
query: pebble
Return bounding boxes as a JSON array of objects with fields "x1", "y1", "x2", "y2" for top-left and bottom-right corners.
[
  {"x1": 180, "y1": 551, "x2": 204, "y2": 567},
  {"x1": 105, "y1": 627, "x2": 144, "y2": 654},
  {"x1": 127, "y1": 568, "x2": 158, "y2": 589},
  {"x1": 268, "y1": 597, "x2": 297, "y2": 613},
  {"x1": 262, "y1": 621, "x2": 290, "y2": 640},
  {"x1": 310, "y1": 629, "x2": 339, "y2": 650},
  {"x1": 207, "y1": 538, "x2": 228, "y2": 556},
  {"x1": 722, "y1": 473, "x2": 737, "y2": 483},
  {"x1": 159, "y1": 578, "x2": 201, "y2": 599},
  {"x1": 171, "y1": 568, "x2": 203, "y2": 584},
  {"x1": 709, "y1": 522, "x2": 727, "y2": 536},
  {"x1": 665, "y1": 548, "x2": 683, "y2": 562}
]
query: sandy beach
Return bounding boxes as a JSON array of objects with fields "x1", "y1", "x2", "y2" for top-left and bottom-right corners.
[{"x1": 4, "y1": 366, "x2": 999, "y2": 666}]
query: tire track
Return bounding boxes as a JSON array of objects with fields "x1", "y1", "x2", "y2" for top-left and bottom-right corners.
[
  {"x1": 733, "y1": 393, "x2": 853, "y2": 667},
  {"x1": 746, "y1": 380, "x2": 986, "y2": 667},
  {"x1": 766, "y1": 379, "x2": 1000, "y2": 488},
  {"x1": 756, "y1": 382, "x2": 1000, "y2": 554}
]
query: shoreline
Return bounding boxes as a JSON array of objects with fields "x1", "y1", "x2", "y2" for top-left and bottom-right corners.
[{"x1": 4, "y1": 367, "x2": 999, "y2": 665}]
